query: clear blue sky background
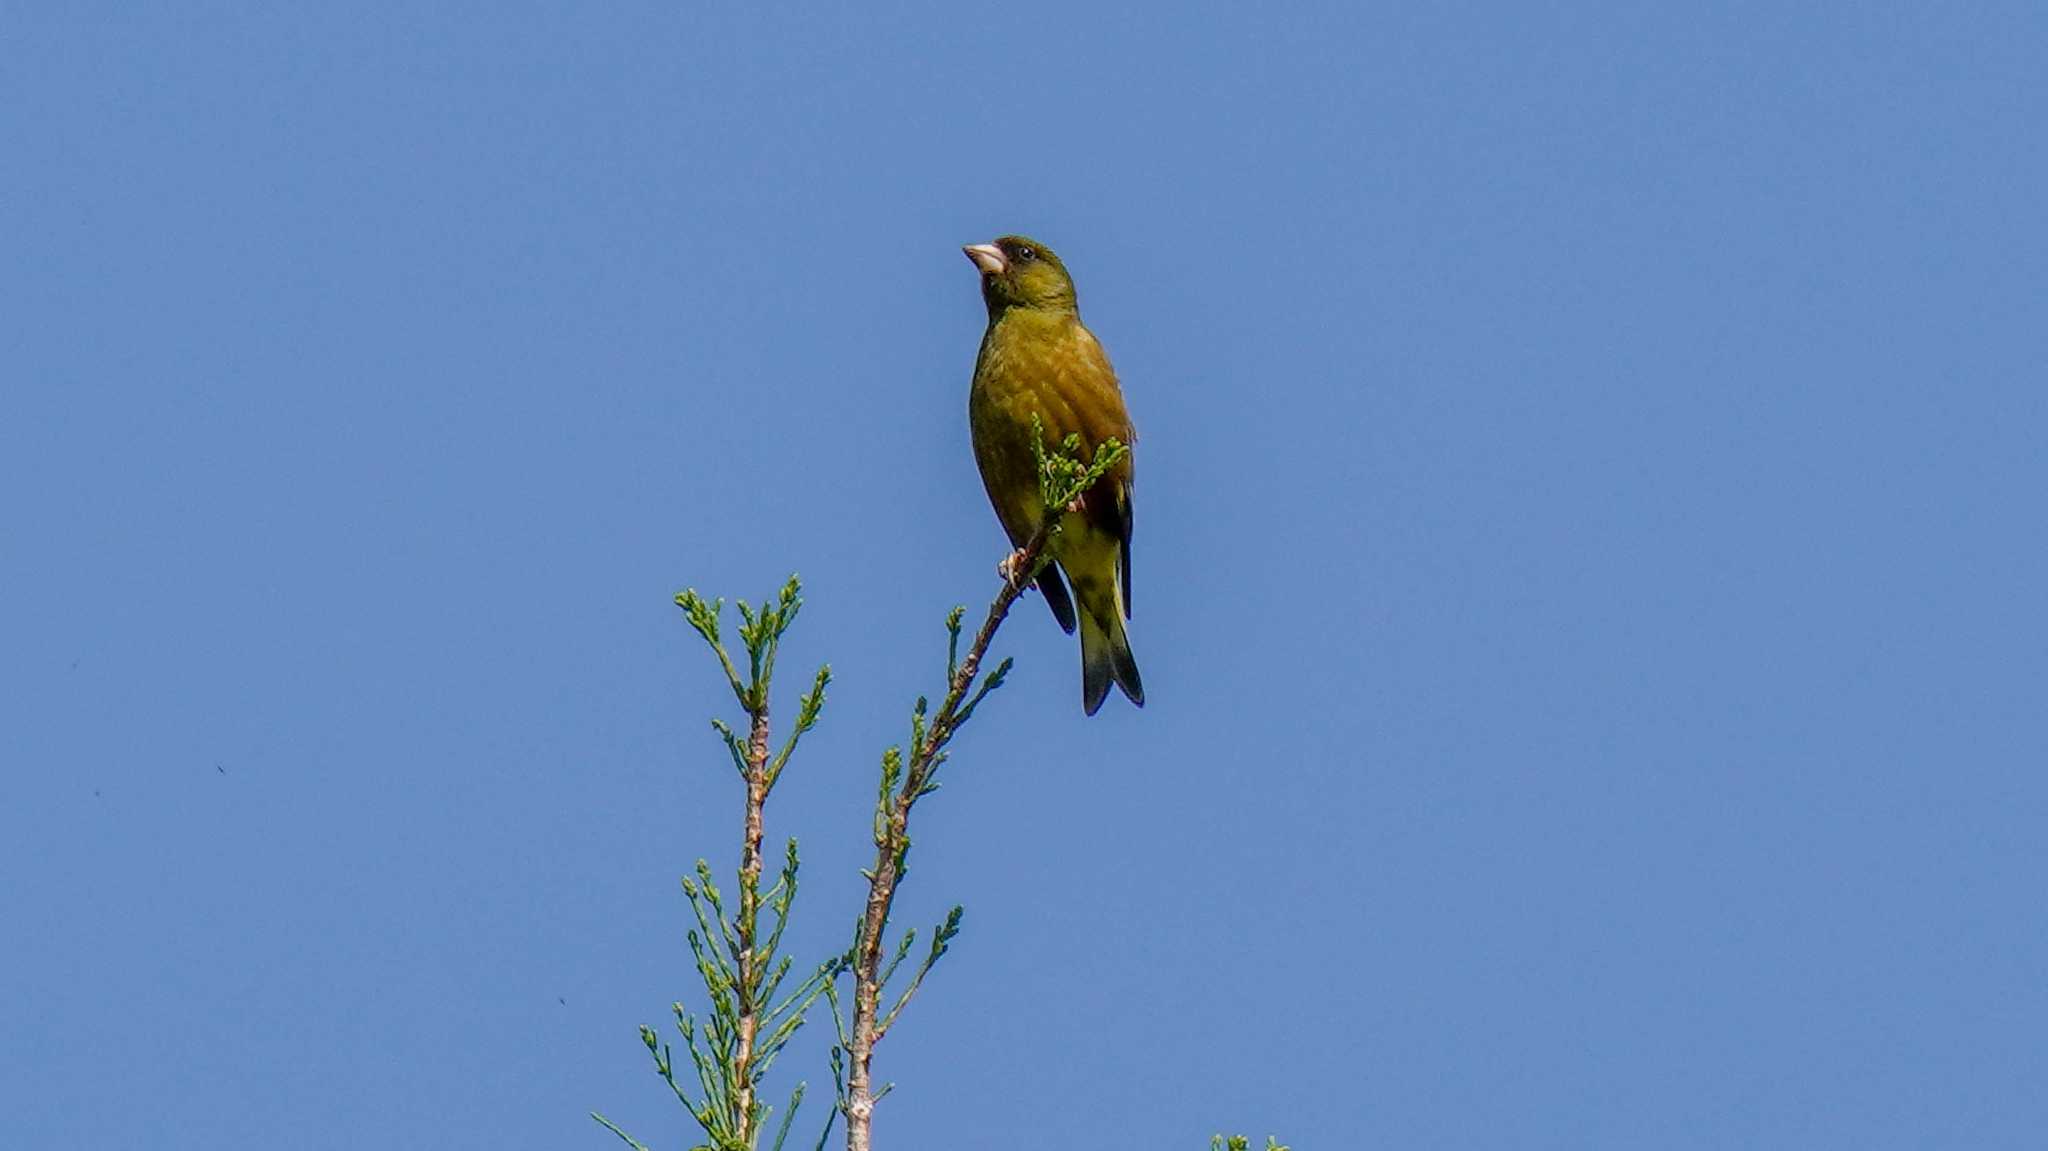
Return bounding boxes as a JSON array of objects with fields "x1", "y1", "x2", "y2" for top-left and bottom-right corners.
[{"x1": 5, "y1": 4, "x2": 2043, "y2": 1148}]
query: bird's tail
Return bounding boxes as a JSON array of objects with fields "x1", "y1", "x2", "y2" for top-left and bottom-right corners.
[{"x1": 1079, "y1": 600, "x2": 1144, "y2": 716}]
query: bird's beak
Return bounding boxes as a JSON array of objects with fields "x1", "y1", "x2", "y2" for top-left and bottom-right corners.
[{"x1": 962, "y1": 243, "x2": 1007, "y2": 275}]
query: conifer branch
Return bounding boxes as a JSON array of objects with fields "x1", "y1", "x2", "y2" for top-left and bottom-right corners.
[
  {"x1": 598, "y1": 578, "x2": 830, "y2": 1151},
  {"x1": 837, "y1": 425, "x2": 1101, "y2": 1150}
]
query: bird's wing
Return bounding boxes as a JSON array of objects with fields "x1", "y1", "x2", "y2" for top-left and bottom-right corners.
[{"x1": 1049, "y1": 324, "x2": 1136, "y2": 619}]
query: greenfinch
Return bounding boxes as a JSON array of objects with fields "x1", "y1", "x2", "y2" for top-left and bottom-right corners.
[{"x1": 963, "y1": 235, "x2": 1143, "y2": 715}]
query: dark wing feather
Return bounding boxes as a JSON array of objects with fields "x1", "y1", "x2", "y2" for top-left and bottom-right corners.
[
  {"x1": 1078, "y1": 475, "x2": 1134, "y2": 619},
  {"x1": 1119, "y1": 485, "x2": 1132, "y2": 618},
  {"x1": 1037, "y1": 566, "x2": 1078, "y2": 633}
]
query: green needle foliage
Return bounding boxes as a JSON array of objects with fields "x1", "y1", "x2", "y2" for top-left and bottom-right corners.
[
  {"x1": 1032, "y1": 412, "x2": 1129, "y2": 519},
  {"x1": 1211, "y1": 1138, "x2": 1291, "y2": 1151}
]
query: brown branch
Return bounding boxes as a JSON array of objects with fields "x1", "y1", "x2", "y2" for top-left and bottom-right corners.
[
  {"x1": 842, "y1": 524, "x2": 1055, "y2": 1151},
  {"x1": 731, "y1": 696, "x2": 771, "y2": 1145}
]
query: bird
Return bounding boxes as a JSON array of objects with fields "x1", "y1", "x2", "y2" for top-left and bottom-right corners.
[{"x1": 963, "y1": 235, "x2": 1143, "y2": 715}]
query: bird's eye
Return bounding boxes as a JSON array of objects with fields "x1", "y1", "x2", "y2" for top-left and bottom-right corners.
[{"x1": 1017, "y1": 246, "x2": 1037, "y2": 262}]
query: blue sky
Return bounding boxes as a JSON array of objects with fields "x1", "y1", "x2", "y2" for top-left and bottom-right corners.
[{"x1": 4, "y1": 4, "x2": 2043, "y2": 1148}]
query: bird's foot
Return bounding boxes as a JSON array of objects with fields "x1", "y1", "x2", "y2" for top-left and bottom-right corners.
[
  {"x1": 997, "y1": 549, "x2": 1031, "y2": 590},
  {"x1": 1065, "y1": 493, "x2": 1087, "y2": 515}
]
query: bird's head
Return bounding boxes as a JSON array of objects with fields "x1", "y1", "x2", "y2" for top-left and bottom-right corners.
[{"x1": 962, "y1": 235, "x2": 1077, "y2": 315}]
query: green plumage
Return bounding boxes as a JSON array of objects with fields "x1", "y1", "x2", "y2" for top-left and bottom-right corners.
[{"x1": 964, "y1": 235, "x2": 1143, "y2": 715}]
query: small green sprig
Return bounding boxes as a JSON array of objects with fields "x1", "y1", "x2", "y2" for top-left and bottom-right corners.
[{"x1": 1031, "y1": 412, "x2": 1129, "y2": 516}]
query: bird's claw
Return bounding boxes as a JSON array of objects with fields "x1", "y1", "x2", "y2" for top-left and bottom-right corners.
[
  {"x1": 1065, "y1": 493, "x2": 1087, "y2": 515},
  {"x1": 997, "y1": 549, "x2": 1031, "y2": 590}
]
